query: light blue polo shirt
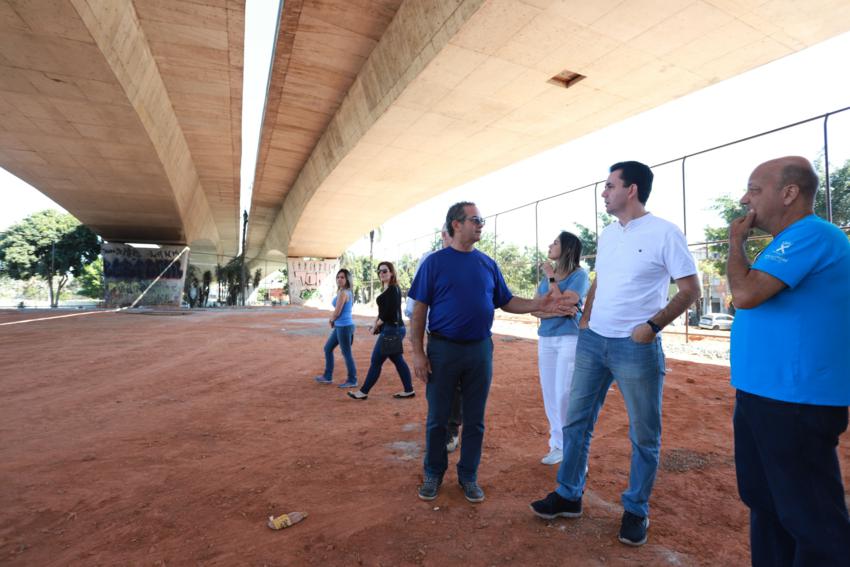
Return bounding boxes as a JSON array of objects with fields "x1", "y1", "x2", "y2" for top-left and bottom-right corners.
[
  {"x1": 731, "y1": 215, "x2": 850, "y2": 406},
  {"x1": 537, "y1": 269, "x2": 590, "y2": 337}
]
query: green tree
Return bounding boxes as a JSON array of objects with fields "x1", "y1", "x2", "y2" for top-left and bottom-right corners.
[
  {"x1": 701, "y1": 195, "x2": 769, "y2": 276},
  {"x1": 0, "y1": 210, "x2": 99, "y2": 307},
  {"x1": 815, "y1": 157, "x2": 850, "y2": 226},
  {"x1": 573, "y1": 213, "x2": 612, "y2": 271},
  {"x1": 78, "y1": 256, "x2": 104, "y2": 299}
]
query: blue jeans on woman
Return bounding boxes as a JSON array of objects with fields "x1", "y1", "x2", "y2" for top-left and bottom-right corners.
[
  {"x1": 555, "y1": 328, "x2": 665, "y2": 518},
  {"x1": 360, "y1": 324, "x2": 413, "y2": 394},
  {"x1": 322, "y1": 324, "x2": 357, "y2": 383}
]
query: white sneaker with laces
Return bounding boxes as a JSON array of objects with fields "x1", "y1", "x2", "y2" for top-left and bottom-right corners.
[{"x1": 541, "y1": 448, "x2": 563, "y2": 465}]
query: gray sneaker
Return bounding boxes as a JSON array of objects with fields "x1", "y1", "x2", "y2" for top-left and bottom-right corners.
[
  {"x1": 418, "y1": 476, "x2": 441, "y2": 501},
  {"x1": 459, "y1": 481, "x2": 485, "y2": 503}
]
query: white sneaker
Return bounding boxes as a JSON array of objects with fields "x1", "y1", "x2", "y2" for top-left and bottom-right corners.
[
  {"x1": 541, "y1": 449, "x2": 563, "y2": 465},
  {"x1": 446, "y1": 435, "x2": 459, "y2": 453}
]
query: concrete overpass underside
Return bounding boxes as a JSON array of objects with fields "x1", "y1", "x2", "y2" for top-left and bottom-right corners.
[
  {"x1": 0, "y1": 0, "x2": 244, "y2": 260},
  {"x1": 250, "y1": 0, "x2": 850, "y2": 263},
  {"x1": 2, "y1": 1, "x2": 850, "y2": 268}
]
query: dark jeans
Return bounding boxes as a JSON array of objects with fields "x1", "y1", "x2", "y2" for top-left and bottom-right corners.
[
  {"x1": 360, "y1": 324, "x2": 413, "y2": 394},
  {"x1": 734, "y1": 389, "x2": 850, "y2": 566},
  {"x1": 424, "y1": 336, "x2": 492, "y2": 483}
]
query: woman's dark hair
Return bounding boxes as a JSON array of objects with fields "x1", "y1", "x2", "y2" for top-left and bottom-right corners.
[
  {"x1": 556, "y1": 231, "x2": 582, "y2": 275},
  {"x1": 377, "y1": 261, "x2": 398, "y2": 287},
  {"x1": 336, "y1": 268, "x2": 352, "y2": 289}
]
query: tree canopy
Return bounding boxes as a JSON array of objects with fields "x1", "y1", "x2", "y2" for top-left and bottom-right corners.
[{"x1": 0, "y1": 210, "x2": 99, "y2": 307}]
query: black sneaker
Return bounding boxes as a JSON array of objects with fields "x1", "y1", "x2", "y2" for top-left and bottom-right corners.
[
  {"x1": 459, "y1": 481, "x2": 485, "y2": 503},
  {"x1": 529, "y1": 491, "x2": 582, "y2": 519},
  {"x1": 418, "y1": 476, "x2": 441, "y2": 501},
  {"x1": 618, "y1": 511, "x2": 649, "y2": 546}
]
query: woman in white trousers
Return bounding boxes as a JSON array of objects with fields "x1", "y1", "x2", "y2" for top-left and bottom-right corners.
[{"x1": 532, "y1": 231, "x2": 590, "y2": 465}]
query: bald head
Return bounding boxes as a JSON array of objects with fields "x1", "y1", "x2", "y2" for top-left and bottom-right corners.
[{"x1": 754, "y1": 156, "x2": 819, "y2": 203}]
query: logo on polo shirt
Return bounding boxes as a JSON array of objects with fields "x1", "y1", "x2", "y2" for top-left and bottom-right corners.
[{"x1": 775, "y1": 241, "x2": 792, "y2": 254}]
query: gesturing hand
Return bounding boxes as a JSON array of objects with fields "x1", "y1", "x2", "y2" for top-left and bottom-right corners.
[{"x1": 541, "y1": 286, "x2": 579, "y2": 316}]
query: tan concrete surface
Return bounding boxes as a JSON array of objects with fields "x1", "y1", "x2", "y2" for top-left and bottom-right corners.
[
  {"x1": 2, "y1": 0, "x2": 850, "y2": 266},
  {"x1": 251, "y1": 0, "x2": 850, "y2": 260},
  {"x1": 0, "y1": 0, "x2": 243, "y2": 260}
]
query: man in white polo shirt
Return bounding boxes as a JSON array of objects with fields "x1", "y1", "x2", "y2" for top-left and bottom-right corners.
[{"x1": 530, "y1": 161, "x2": 700, "y2": 547}]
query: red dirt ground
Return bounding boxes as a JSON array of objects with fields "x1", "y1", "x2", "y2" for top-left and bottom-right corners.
[{"x1": 1, "y1": 306, "x2": 847, "y2": 566}]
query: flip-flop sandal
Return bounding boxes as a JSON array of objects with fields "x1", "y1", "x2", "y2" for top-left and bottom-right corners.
[{"x1": 267, "y1": 511, "x2": 308, "y2": 530}]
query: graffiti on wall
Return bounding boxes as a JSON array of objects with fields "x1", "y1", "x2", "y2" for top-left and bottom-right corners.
[
  {"x1": 287, "y1": 257, "x2": 339, "y2": 305},
  {"x1": 102, "y1": 243, "x2": 189, "y2": 307}
]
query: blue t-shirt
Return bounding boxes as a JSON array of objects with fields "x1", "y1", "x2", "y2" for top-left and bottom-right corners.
[
  {"x1": 731, "y1": 215, "x2": 850, "y2": 406},
  {"x1": 537, "y1": 269, "x2": 591, "y2": 337},
  {"x1": 332, "y1": 289, "x2": 354, "y2": 327},
  {"x1": 408, "y1": 247, "x2": 513, "y2": 341}
]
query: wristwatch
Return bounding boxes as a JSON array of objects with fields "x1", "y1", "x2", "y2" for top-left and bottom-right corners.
[
  {"x1": 548, "y1": 277, "x2": 556, "y2": 283},
  {"x1": 646, "y1": 319, "x2": 663, "y2": 334}
]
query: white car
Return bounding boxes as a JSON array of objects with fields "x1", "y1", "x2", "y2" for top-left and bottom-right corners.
[{"x1": 698, "y1": 313, "x2": 734, "y2": 331}]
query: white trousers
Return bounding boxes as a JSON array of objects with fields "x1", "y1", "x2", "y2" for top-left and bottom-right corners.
[{"x1": 537, "y1": 334, "x2": 579, "y2": 451}]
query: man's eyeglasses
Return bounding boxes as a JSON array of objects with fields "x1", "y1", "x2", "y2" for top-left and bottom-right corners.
[
  {"x1": 462, "y1": 215, "x2": 486, "y2": 226},
  {"x1": 377, "y1": 268, "x2": 390, "y2": 274}
]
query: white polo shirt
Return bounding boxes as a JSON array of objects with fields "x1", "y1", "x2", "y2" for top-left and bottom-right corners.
[{"x1": 590, "y1": 213, "x2": 696, "y2": 338}]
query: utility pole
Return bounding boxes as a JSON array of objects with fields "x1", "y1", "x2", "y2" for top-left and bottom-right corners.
[
  {"x1": 50, "y1": 240, "x2": 56, "y2": 308},
  {"x1": 240, "y1": 210, "x2": 248, "y2": 306}
]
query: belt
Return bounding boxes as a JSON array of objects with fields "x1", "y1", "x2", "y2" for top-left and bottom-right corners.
[{"x1": 427, "y1": 331, "x2": 485, "y2": 345}]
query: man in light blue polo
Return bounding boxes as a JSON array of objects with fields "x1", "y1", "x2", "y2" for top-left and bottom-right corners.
[
  {"x1": 728, "y1": 156, "x2": 850, "y2": 566},
  {"x1": 530, "y1": 161, "x2": 700, "y2": 546}
]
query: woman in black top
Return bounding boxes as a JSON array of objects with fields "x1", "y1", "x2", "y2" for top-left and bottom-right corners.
[{"x1": 348, "y1": 261, "x2": 415, "y2": 400}]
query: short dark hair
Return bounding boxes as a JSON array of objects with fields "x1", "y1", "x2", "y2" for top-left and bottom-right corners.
[
  {"x1": 445, "y1": 201, "x2": 474, "y2": 237},
  {"x1": 779, "y1": 163, "x2": 818, "y2": 200},
  {"x1": 610, "y1": 161, "x2": 654, "y2": 204},
  {"x1": 336, "y1": 268, "x2": 352, "y2": 289},
  {"x1": 377, "y1": 261, "x2": 398, "y2": 287},
  {"x1": 556, "y1": 231, "x2": 582, "y2": 275}
]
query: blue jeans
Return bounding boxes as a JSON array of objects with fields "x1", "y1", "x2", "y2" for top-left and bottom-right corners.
[
  {"x1": 424, "y1": 336, "x2": 492, "y2": 483},
  {"x1": 360, "y1": 324, "x2": 413, "y2": 394},
  {"x1": 734, "y1": 390, "x2": 850, "y2": 566},
  {"x1": 322, "y1": 324, "x2": 356, "y2": 382},
  {"x1": 555, "y1": 328, "x2": 665, "y2": 518}
]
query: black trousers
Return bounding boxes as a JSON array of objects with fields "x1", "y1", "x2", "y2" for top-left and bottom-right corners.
[{"x1": 734, "y1": 389, "x2": 850, "y2": 567}]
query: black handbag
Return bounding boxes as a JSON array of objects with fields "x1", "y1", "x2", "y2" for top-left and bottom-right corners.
[
  {"x1": 380, "y1": 332, "x2": 403, "y2": 356},
  {"x1": 379, "y1": 288, "x2": 404, "y2": 356}
]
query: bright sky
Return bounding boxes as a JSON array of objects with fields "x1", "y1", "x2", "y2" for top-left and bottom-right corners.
[{"x1": 1, "y1": 18, "x2": 848, "y2": 261}]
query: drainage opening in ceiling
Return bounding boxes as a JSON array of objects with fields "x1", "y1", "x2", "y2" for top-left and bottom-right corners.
[{"x1": 548, "y1": 70, "x2": 585, "y2": 89}]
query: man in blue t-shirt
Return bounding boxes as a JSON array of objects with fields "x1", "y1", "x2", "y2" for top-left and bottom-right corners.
[
  {"x1": 728, "y1": 156, "x2": 850, "y2": 566},
  {"x1": 408, "y1": 201, "x2": 578, "y2": 503}
]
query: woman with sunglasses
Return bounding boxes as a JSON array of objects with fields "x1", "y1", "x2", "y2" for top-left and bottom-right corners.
[
  {"x1": 533, "y1": 231, "x2": 590, "y2": 465},
  {"x1": 348, "y1": 261, "x2": 415, "y2": 400},
  {"x1": 315, "y1": 268, "x2": 358, "y2": 388}
]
